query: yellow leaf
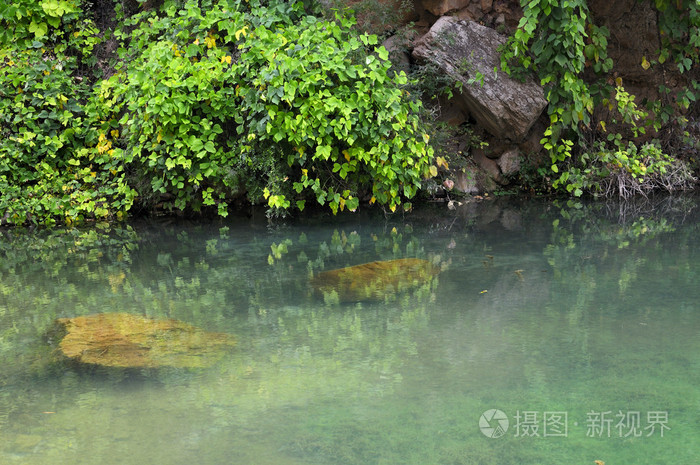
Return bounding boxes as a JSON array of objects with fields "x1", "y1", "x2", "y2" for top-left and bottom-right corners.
[
  {"x1": 235, "y1": 26, "x2": 248, "y2": 41},
  {"x1": 301, "y1": 168, "x2": 308, "y2": 177},
  {"x1": 194, "y1": 38, "x2": 199, "y2": 45},
  {"x1": 221, "y1": 55, "x2": 232, "y2": 64},
  {"x1": 339, "y1": 197, "x2": 345, "y2": 211},
  {"x1": 110, "y1": 129, "x2": 119, "y2": 138},
  {"x1": 369, "y1": 196, "x2": 376, "y2": 205},
  {"x1": 204, "y1": 33, "x2": 216, "y2": 49},
  {"x1": 429, "y1": 165, "x2": 438, "y2": 177},
  {"x1": 615, "y1": 76, "x2": 623, "y2": 87},
  {"x1": 343, "y1": 150, "x2": 350, "y2": 161},
  {"x1": 641, "y1": 56, "x2": 650, "y2": 70}
]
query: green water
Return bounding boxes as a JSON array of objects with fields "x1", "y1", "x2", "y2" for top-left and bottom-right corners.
[{"x1": 1, "y1": 196, "x2": 699, "y2": 464}]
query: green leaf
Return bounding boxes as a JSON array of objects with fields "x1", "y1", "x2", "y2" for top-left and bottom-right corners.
[
  {"x1": 584, "y1": 44, "x2": 596, "y2": 60},
  {"x1": 28, "y1": 21, "x2": 48, "y2": 38},
  {"x1": 189, "y1": 137, "x2": 204, "y2": 152},
  {"x1": 345, "y1": 196, "x2": 359, "y2": 211},
  {"x1": 186, "y1": 44, "x2": 200, "y2": 57},
  {"x1": 41, "y1": 0, "x2": 64, "y2": 17}
]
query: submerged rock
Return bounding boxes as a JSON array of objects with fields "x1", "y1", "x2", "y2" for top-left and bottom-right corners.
[
  {"x1": 49, "y1": 313, "x2": 236, "y2": 369},
  {"x1": 310, "y1": 258, "x2": 440, "y2": 303}
]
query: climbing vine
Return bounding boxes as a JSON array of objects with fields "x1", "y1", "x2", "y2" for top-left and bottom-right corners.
[{"x1": 502, "y1": 0, "x2": 698, "y2": 198}]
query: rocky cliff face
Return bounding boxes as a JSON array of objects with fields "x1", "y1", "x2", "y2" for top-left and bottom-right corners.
[{"x1": 348, "y1": 0, "x2": 698, "y2": 194}]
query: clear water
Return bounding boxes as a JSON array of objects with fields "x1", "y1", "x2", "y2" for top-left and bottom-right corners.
[{"x1": 1, "y1": 196, "x2": 699, "y2": 465}]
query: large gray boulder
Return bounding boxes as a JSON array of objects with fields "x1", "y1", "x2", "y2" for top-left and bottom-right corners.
[{"x1": 413, "y1": 17, "x2": 547, "y2": 141}]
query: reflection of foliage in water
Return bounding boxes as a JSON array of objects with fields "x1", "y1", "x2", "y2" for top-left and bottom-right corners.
[
  {"x1": 0, "y1": 224, "x2": 141, "y2": 435},
  {"x1": 545, "y1": 196, "x2": 699, "y2": 293},
  {"x1": 268, "y1": 197, "x2": 700, "y2": 465},
  {"x1": 544, "y1": 196, "x2": 699, "y2": 321},
  {"x1": 0, "y1": 218, "x2": 442, "y2": 429},
  {"x1": 0, "y1": 225, "x2": 139, "y2": 366},
  {"x1": 540, "y1": 196, "x2": 700, "y2": 420},
  {"x1": 2, "y1": 200, "x2": 700, "y2": 464},
  {"x1": 230, "y1": 223, "x2": 442, "y2": 405}
]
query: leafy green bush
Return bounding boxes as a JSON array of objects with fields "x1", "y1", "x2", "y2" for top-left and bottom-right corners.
[
  {"x1": 654, "y1": 1, "x2": 700, "y2": 74},
  {"x1": 239, "y1": 13, "x2": 433, "y2": 213},
  {"x1": 550, "y1": 86, "x2": 695, "y2": 198},
  {"x1": 556, "y1": 138, "x2": 695, "y2": 198},
  {"x1": 99, "y1": 1, "x2": 251, "y2": 215},
  {"x1": 0, "y1": 0, "x2": 435, "y2": 226},
  {"x1": 106, "y1": 0, "x2": 433, "y2": 215},
  {"x1": 0, "y1": 0, "x2": 135, "y2": 226},
  {"x1": 0, "y1": 0, "x2": 81, "y2": 49},
  {"x1": 500, "y1": 0, "x2": 612, "y2": 131}
]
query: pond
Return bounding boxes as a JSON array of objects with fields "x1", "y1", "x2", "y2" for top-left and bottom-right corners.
[{"x1": 1, "y1": 195, "x2": 699, "y2": 464}]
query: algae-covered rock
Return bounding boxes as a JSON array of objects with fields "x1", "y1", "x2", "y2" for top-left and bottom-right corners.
[
  {"x1": 50, "y1": 313, "x2": 236, "y2": 368},
  {"x1": 310, "y1": 258, "x2": 440, "y2": 303}
]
